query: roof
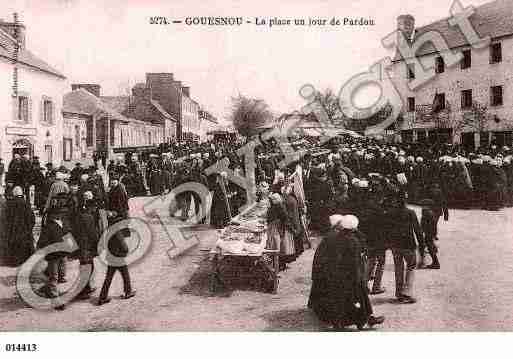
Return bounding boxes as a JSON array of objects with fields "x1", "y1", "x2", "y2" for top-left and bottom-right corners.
[
  {"x1": 63, "y1": 89, "x2": 128, "y2": 122},
  {"x1": 101, "y1": 96, "x2": 130, "y2": 114},
  {"x1": 0, "y1": 45, "x2": 66, "y2": 79},
  {"x1": 150, "y1": 99, "x2": 176, "y2": 121},
  {"x1": 394, "y1": 0, "x2": 513, "y2": 61}
]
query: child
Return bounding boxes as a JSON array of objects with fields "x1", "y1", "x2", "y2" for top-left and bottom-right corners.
[{"x1": 418, "y1": 199, "x2": 440, "y2": 269}]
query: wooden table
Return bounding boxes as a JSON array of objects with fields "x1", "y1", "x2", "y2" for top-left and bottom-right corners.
[{"x1": 209, "y1": 248, "x2": 280, "y2": 294}]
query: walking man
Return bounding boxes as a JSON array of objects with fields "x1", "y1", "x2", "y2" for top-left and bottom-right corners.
[
  {"x1": 388, "y1": 195, "x2": 423, "y2": 304},
  {"x1": 97, "y1": 174, "x2": 136, "y2": 305}
]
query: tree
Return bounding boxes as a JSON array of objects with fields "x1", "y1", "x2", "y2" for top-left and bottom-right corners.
[
  {"x1": 415, "y1": 100, "x2": 459, "y2": 144},
  {"x1": 230, "y1": 95, "x2": 273, "y2": 137},
  {"x1": 459, "y1": 102, "x2": 489, "y2": 133},
  {"x1": 313, "y1": 88, "x2": 348, "y2": 126},
  {"x1": 344, "y1": 102, "x2": 394, "y2": 132}
]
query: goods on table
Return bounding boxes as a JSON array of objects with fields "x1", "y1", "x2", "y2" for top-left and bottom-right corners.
[{"x1": 213, "y1": 200, "x2": 269, "y2": 256}]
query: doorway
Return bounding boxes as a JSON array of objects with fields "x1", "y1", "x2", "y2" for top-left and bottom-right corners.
[
  {"x1": 12, "y1": 138, "x2": 33, "y2": 159},
  {"x1": 461, "y1": 132, "x2": 475, "y2": 152}
]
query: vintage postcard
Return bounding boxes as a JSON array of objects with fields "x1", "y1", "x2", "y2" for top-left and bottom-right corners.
[{"x1": 0, "y1": 1, "x2": 512, "y2": 353}]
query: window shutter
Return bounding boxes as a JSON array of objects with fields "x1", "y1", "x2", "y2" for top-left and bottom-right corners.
[
  {"x1": 40, "y1": 98, "x2": 44, "y2": 123},
  {"x1": 51, "y1": 100, "x2": 55, "y2": 124},
  {"x1": 12, "y1": 96, "x2": 18, "y2": 122},
  {"x1": 27, "y1": 96, "x2": 32, "y2": 123}
]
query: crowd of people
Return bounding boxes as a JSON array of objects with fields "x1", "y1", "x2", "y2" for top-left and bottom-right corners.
[
  {"x1": 0, "y1": 153, "x2": 134, "y2": 309},
  {"x1": 0, "y1": 132, "x2": 511, "y2": 326}
]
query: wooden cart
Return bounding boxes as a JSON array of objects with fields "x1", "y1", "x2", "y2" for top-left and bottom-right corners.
[
  {"x1": 208, "y1": 201, "x2": 280, "y2": 294},
  {"x1": 209, "y1": 248, "x2": 280, "y2": 294}
]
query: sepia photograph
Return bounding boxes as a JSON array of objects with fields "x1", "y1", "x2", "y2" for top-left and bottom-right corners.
[{"x1": 0, "y1": 0, "x2": 513, "y2": 351}]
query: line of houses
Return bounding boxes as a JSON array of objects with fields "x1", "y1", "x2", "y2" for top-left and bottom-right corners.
[{"x1": 0, "y1": 13, "x2": 219, "y2": 166}]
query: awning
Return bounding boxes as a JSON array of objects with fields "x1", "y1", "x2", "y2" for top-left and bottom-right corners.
[{"x1": 299, "y1": 127, "x2": 362, "y2": 138}]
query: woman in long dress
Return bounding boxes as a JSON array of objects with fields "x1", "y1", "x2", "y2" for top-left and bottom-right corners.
[
  {"x1": 266, "y1": 193, "x2": 295, "y2": 271},
  {"x1": 4, "y1": 186, "x2": 35, "y2": 267},
  {"x1": 210, "y1": 172, "x2": 232, "y2": 228},
  {"x1": 308, "y1": 215, "x2": 384, "y2": 330}
]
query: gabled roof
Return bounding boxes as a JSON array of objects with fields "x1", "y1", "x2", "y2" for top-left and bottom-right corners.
[
  {"x1": 0, "y1": 28, "x2": 16, "y2": 52},
  {"x1": 63, "y1": 89, "x2": 127, "y2": 122},
  {"x1": 150, "y1": 99, "x2": 176, "y2": 122},
  {"x1": 101, "y1": 96, "x2": 130, "y2": 114},
  {"x1": 394, "y1": 0, "x2": 513, "y2": 61},
  {"x1": 0, "y1": 45, "x2": 66, "y2": 79}
]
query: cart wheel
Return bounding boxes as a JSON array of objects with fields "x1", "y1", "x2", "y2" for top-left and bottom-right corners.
[{"x1": 262, "y1": 279, "x2": 275, "y2": 293}]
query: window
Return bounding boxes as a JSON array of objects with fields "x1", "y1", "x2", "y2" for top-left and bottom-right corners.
[
  {"x1": 86, "y1": 119, "x2": 94, "y2": 146},
  {"x1": 480, "y1": 131, "x2": 489, "y2": 147},
  {"x1": 461, "y1": 49, "x2": 471, "y2": 69},
  {"x1": 18, "y1": 96, "x2": 29, "y2": 123},
  {"x1": 401, "y1": 130, "x2": 413, "y2": 143},
  {"x1": 434, "y1": 93, "x2": 446, "y2": 111},
  {"x1": 43, "y1": 99, "x2": 53, "y2": 123},
  {"x1": 490, "y1": 43, "x2": 502, "y2": 64},
  {"x1": 44, "y1": 145, "x2": 53, "y2": 163},
  {"x1": 490, "y1": 85, "x2": 503, "y2": 106},
  {"x1": 407, "y1": 97, "x2": 415, "y2": 112},
  {"x1": 417, "y1": 130, "x2": 427, "y2": 143},
  {"x1": 461, "y1": 89, "x2": 473, "y2": 109},
  {"x1": 407, "y1": 63, "x2": 415, "y2": 79},
  {"x1": 110, "y1": 120, "x2": 115, "y2": 146},
  {"x1": 63, "y1": 138, "x2": 72, "y2": 161},
  {"x1": 435, "y1": 56, "x2": 445, "y2": 74},
  {"x1": 74, "y1": 125, "x2": 80, "y2": 147}
]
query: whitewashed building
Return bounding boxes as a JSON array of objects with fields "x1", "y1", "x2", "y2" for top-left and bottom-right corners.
[
  {"x1": 63, "y1": 86, "x2": 165, "y2": 162},
  {"x1": 0, "y1": 15, "x2": 67, "y2": 164},
  {"x1": 181, "y1": 88, "x2": 201, "y2": 140},
  {"x1": 388, "y1": 0, "x2": 513, "y2": 150}
]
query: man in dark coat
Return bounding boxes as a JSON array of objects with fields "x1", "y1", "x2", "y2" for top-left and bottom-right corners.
[
  {"x1": 357, "y1": 194, "x2": 387, "y2": 295},
  {"x1": 284, "y1": 186, "x2": 305, "y2": 261},
  {"x1": 98, "y1": 175, "x2": 135, "y2": 305},
  {"x1": 70, "y1": 163, "x2": 83, "y2": 183},
  {"x1": 74, "y1": 192, "x2": 100, "y2": 300},
  {"x1": 388, "y1": 196, "x2": 423, "y2": 304},
  {"x1": 308, "y1": 166, "x2": 335, "y2": 233},
  {"x1": 429, "y1": 183, "x2": 449, "y2": 240},
  {"x1": 418, "y1": 199, "x2": 440, "y2": 269},
  {"x1": 36, "y1": 206, "x2": 68, "y2": 310},
  {"x1": 210, "y1": 172, "x2": 232, "y2": 228}
]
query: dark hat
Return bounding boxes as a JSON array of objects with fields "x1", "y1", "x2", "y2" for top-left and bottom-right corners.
[
  {"x1": 110, "y1": 173, "x2": 120, "y2": 180},
  {"x1": 58, "y1": 165, "x2": 68, "y2": 173},
  {"x1": 419, "y1": 198, "x2": 435, "y2": 207}
]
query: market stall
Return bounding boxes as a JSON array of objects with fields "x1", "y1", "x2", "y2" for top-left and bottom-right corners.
[{"x1": 209, "y1": 198, "x2": 280, "y2": 294}]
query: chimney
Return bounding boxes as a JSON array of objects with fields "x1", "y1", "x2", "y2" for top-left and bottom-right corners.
[
  {"x1": 182, "y1": 86, "x2": 190, "y2": 97},
  {"x1": 71, "y1": 84, "x2": 101, "y2": 97},
  {"x1": 397, "y1": 14, "x2": 415, "y2": 45},
  {"x1": 131, "y1": 83, "x2": 149, "y2": 98},
  {"x1": 0, "y1": 13, "x2": 26, "y2": 50},
  {"x1": 146, "y1": 73, "x2": 174, "y2": 88}
]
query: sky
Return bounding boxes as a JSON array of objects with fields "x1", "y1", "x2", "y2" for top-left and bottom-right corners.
[{"x1": 4, "y1": 0, "x2": 493, "y2": 124}]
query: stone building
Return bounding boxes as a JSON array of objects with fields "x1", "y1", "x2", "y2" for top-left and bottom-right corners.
[
  {"x1": 389, "y1": 0, "x2": 513, "y2": 149},
  {"x1": 199, "y1": 109, "x2": 219, "y2": 140},
  {"x1": 63, "y1": 85, "x2": 165, "y2": 162},
  {"x1": 181, "y1": 87, "x2": 201, "y2": 141},
  {"x1": 0, "y1": 14, "x2": 67, "y2": 164}
]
